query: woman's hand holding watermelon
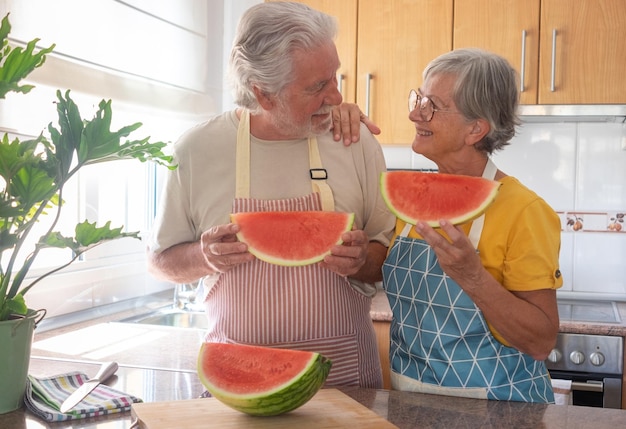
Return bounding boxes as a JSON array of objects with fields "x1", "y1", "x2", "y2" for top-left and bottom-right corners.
[{"x1": 415, "y1": 220, "x2": 486, "y2": 289}]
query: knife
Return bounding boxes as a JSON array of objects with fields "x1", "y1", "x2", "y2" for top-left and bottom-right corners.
[{"x1": 60, "y1": 361, "x2": 118, "y2": 413}]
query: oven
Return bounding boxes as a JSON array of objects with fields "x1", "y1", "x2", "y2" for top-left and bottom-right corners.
[
  {"x1": 546, "y1": 300, "x2": 624, "y2": 409},
  {"x1": 547, "y1": 333, "x2": 623, "y2": 408}
]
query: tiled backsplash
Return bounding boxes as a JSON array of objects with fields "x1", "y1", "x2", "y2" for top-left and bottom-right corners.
[{"x1": 382, "y1": 122, "x2": 626, "y2": 300}]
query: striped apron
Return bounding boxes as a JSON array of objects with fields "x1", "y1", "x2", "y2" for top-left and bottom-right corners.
[
  {"x1": 382, "y1": 160, "x2": 554, "y2": 402},
  {"x1": 203, "y1": 110, "x2": 382, "y2": 387}
]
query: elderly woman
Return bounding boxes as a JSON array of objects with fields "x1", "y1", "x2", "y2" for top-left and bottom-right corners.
[{"x1": 380, "y1": 48, "x2": 562, "y2": 403}]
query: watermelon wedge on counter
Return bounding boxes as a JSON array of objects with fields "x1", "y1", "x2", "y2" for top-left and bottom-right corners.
[
  {"x1": 230, "y1": 211, "x2": 354, "y2": 266},
  {"x1": 197, "y1": 342, "x2": 331, "y2": 416},
  {"x1": 380, "y1": 171, "x2": 501, "y2": 227}
]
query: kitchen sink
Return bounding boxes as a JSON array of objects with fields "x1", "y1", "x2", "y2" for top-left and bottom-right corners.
[{"x1": 121, "y1": 307, "x2": 208, "y2": 330}]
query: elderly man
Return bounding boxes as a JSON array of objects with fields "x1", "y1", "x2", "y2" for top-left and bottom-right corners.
[{"x1": 147, "y1": 2, "x2": 394, "y2": 387}]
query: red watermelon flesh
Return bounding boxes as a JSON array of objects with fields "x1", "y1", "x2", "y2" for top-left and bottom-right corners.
[
  {"x1": 380, "y1": 171, "x2": 501, "y2": 226},
  {"x1": 197, "y1": 342, "x2": 331, "y2": 416},
  {"x1": 230, "y1": 211, "x2": 354, "y2": 266}
]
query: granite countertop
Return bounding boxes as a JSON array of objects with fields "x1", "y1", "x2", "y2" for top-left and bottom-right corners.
[
  {"x1": 3, "y1": 359, "x2": 626, "y2": 428},
  {"x1": 2, "y1": 291, "x2": 626, "y2": 428}
]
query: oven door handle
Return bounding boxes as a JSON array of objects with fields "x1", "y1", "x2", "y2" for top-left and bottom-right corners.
[{"x1": 570, "y1": 380, "x2": 603, "y2": 393}]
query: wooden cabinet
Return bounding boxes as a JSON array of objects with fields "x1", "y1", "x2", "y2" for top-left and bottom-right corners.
[
  {"x1": 356, "y1": 0, "x2": 453, "y2": 144},
  {"x1": 538, "y1": 0, "x2": 626, "y2": 104},
  {"x1": 373, "y1": 320, "x2": 391, "y2": 389},
  {"x1": 454, "y1": 0, "x2": 626, "y2": 104},
  {"x1": 272, "y1": 0, "x2": 453, "y2": 145},
  {"x1": 453, "y1": 0, "x2": 540, "y2": 105}
]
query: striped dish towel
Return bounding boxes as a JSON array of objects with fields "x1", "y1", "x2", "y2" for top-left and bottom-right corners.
[{"x1": 25, "y1": 371, "x2": 142, "y2": 422}]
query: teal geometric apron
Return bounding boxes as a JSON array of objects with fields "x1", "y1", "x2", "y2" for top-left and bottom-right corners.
[{"x1": 382, "y1": 160, "x2": 554, "y2": 403}]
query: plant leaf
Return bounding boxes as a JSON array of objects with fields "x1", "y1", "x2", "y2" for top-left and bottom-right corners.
[
  {"x1": 41, "y1": 220, "x2": 140, "y2": 253},
  {"x1": 0, "y1": 14, "x2": 55, "y2": 99},
  {"x1": 0, "y1": 294, "x2": 27, "y2": 320}
]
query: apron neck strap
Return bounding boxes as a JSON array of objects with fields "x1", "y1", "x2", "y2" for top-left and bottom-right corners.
[
  {"x1": 235, "y1": 109, "x2": 252, "y2": 198},
  {"x1": 308, "y1": 136, "x2": 335, "y2": 211},
  {"x1": 235, "y1": 109, "x2": 335, "y2": 211},
  {"x1": 467, "y1": 158, "x2": 498, "y2": 247}
]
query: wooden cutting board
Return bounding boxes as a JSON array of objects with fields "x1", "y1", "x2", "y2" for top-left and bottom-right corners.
[{"x1": 131, "y1": 388, "x2": 397, "y2": 428}]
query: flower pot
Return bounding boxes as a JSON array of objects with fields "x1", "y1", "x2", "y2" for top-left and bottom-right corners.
[{"x1": 0, "y1": 309, "x2": 45, "y2": 414}]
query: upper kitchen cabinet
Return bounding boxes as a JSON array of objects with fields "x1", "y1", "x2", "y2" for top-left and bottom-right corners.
[
  {"x1": 538, "y1": 0, "x2": 626, "y2": 104},
  {"x1": 454, "y1": 0, "x2": 626, "y2": 104},
  {"x1": 356, "y1": 0, "x2": 453, "y2": 144},
  {"x1": 453, "y1": 0, "x2": 540, "y2": 105}
]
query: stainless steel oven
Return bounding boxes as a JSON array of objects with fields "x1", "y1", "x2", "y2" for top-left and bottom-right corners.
[
  {"x1": 546, "y1": 300, "x2": 623, "y2": 408},
  {"x1": 546, "y1": 333, "x2": 623, "y2": 408}
]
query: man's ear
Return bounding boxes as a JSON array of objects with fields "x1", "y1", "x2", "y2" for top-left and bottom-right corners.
[
  {"x1": 252, "y1": 85, "x2": 274, "y2": 110},
  {"x1": 466, "y1": 118, "x2": 490, "y2": 145}
]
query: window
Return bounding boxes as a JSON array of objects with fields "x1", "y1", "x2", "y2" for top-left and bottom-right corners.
[{"x1": 1, "y1": 0, "x2": 213, "y2": 317}]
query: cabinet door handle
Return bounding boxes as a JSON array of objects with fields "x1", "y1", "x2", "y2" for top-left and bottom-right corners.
[
  {"x1": 337, "y1": 73, "x2": 344, "y2": 98},
  {"x1": 520, "y1": 30, "x2": 527, "y2": 93},
  {"x1": 365, "y1": 73, "x2": 373, "y2": 117},
  {"x1": 550, "y1": 29, "x2": 557, "y2": 92}
]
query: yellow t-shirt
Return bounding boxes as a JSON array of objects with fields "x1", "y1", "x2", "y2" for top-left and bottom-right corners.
[{"x1": 388, "y1": 175, "x2": 563, "y2": 345}]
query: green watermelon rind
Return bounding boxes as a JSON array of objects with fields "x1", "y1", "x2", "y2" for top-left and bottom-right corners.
[
  {"x1": 231, "y1": 211, "x2": 355, "y2": 267},
  {"x1": 380, "y1": 171, "x2": 501, "y2": 227},
  {"x1": 197, "y1": 343, "x2": 332, "y2": 416}
]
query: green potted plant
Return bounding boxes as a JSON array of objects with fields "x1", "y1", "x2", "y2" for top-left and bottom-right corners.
[{"x1": 0, "y1": 14, "x2": 174, "y2": 413}]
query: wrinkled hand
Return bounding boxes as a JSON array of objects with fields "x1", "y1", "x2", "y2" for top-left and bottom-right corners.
[
  {"x1": 415, "y1": 220, "x2": 484, "y2": 288},
  {"x1": 319, "y1": 229, "x2": 369, "y2": 277},
  {"x1": 200, "y1": 223, "x2": 255, "y2": 273},
  {"x1": 331, "y1": 103, "x2": 381, "y2": 146}
]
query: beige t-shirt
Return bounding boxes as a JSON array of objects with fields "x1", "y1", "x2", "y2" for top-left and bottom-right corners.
[{"x1": 149, "y1": 110, "x2": 395, "y2": 295}]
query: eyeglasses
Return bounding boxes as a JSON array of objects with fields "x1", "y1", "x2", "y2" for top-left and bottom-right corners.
[{"x1": 408, "y1": 89, "x2": 459, "y2": 122}]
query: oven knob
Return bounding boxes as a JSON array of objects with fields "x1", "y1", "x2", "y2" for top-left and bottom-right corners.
[
  {"x1": 547, "y1": 349, "x2": 562, "y2": 363},
  {"x1": 589, "y1": 352, "x2": 605, "y2": 367},
  {"x1": 569, "y1": 350, "x2": 585, "y2": 365}
]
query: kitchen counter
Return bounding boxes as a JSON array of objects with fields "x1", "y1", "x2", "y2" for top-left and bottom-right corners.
[
  {"x1": 2, "y1": 358, "x2": 626, "y2": 428},
  {"x1": 2, "y1": 291, "x2": 626, "y2": 428}
]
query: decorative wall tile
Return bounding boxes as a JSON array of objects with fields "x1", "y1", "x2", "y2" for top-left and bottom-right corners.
[
  {"x1": 563, "y1": 211, "x2": 626, "y2": 233},
  {"x1": 608, "y1": 212, "x2": 625, "y2": 232}
]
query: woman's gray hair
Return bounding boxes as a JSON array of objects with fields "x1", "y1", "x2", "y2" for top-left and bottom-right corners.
[
  {"x1": 423, "y1": 48, "x2": 521, "y2": 153},
  {"x1": 229, "y1": 2, "x2": 337, "y2": 114}
]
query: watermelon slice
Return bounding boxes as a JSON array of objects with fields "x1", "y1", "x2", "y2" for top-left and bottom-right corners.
[
  {"x1": 197, "y1": 342, "x2": 332, "y2": 416},
  {"x1": 380, "y1": 171, "x2": 501, "y2": 227},
  {"x1": 230, "y1": 211, "x2": 354, "y2": 266}
]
